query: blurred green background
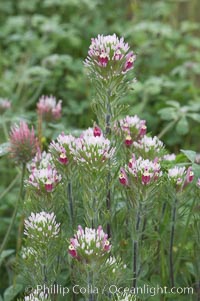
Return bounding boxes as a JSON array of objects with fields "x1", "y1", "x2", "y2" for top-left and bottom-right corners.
[
  {"x1": 1, "y1": 0, "x2": 200, "y2": 147},
  {"x1": 0, "y1": 0, "x2": 200, "y2": 295}
]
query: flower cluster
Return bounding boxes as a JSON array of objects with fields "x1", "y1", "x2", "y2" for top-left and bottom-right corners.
[
  {"x1": 27, "y1": 163, "x2": 62, "y2": 193},
  {"x1": 24, "y1": 290, "x2": 48, "y2": 301},
  {"x1": 9, "y1": 121, "x2": 38, "y2": 164},
  {"x1": 72, "y1": 132, "x2": 115, "y2": 168},
  {"x1": 27, "y1": 151, "x2": 53, "y2": 172},
  {"x1": 84, "y1": 34, "x2": 136, "y2": 78},
  {"x1": 0, "y1": 98, "x2": 11, "y2": 113},
  {"x1": 24, "y1": 211, "x2": 60, "y2": 240},
  {"x1": 50, "y1": 133, "x2": 76, "y2": 167},
  {"x1": 26, "y1": 151, "x2": 61, "y2": 193},
  {"x1": 133, "y1": 135, "x2": 164, "y2": 158},
  {"x1": 37, "y1": 95, "x2": 62, "y2": 121},
  {"x1": 119, "y1": 155, "x2": 162, "y2": 186},
  {"x1": 117, "y1": 115, "x2": 147, "y2": 146},
  {"x1": 168, "y1": 166, "x2": 194, "y2": 187},
  {"x1": 68, "y1": 225, "x2": 111, "y2": 261}
]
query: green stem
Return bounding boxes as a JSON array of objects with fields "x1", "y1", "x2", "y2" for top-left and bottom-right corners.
[
  {"x1": 92, "y1": 196, "x2": 98, "y2": 228},
  {"x1": 88, "y1": 271, "x2": 95, "y2": 301},
  {"x1": 133, "y1": 205, "x2": 141, "y2": 288},
  {"x1": 155, "y1": 202, "x2": 167, "y2": 265},
  {"x1": 0, "y1": 174, "x2": 20, "y2": 200},
  {"x1": 2, "y1": 118, "x2": 9, "y2": 140},
  {"x1": 174, "y1": 198, "x2": 196, "y2": 277},
  {"x1": 0, "y1": 163, "x2": 25, "y2": 258},
  {"x1": 169, "y1": 197, "x2": 177, "y2": 287},
  {"x1": 158, "y1": 119, "x2": 178, "y2": 140},
  {"x1": 24, "y1": 81, "x2": 45, "y2": 109},
  {"x1": 67, "y1": 180, "x2": 74, "y2": 230},
  {"x1": 38, "y1": 113, "x2": 43, "y2": 151},
  {"x1": 105, "y1": 95, "x2": 112, "y2": 238}
]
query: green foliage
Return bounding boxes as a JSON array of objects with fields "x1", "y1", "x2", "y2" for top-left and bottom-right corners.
[
  {"x1": 0, "y1": 0, "x2": 200, "y2": 147},
  {"x1": 0, "y1": 250, "x2": 14, "y2": 266},
  {"x1": 3, "y1": 285, "x2": 23, "y2": 301}
]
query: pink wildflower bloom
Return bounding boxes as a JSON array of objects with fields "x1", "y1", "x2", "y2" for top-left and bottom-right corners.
[
  {"x1": 72, "y1": 135, "x2": 115, "y2": 167},
  {"x1": 168, "y1": 166, "x2": 185, "y2": 178},
  {"x1": 27, "y1": 151, "x2": 53, "y2": 172},
  {"x1": 117, "y1": 115, "x2": 147, "y2": 146},
  {"x1": 50, "y1": 133, "x2": 76, "y2": 166},
  {"x1": 197, "y1": 178, "x2": 200, "y2": 188},
  {"x1": 68, "y1": 225, "x2": 111, "y2": 261},
  {"x1": 84, "y1": 34, "x2": 136, "y2": 77},
  {"x1": 26, "y1": 152, "x2": 62, "y2": 193},
  {"x1": 128, "y1": 155, "x2": 162, "y2": 185},
  {"x1": 119, "y1": 115, "x2": 146, "y2": 133},
  {"x1": 27, "y1": 164, "x2": 62, "y2": 193},
  {"x1": 133, "y1": 135, "x2": 164, "y2": 153},
  {"x1": 24, "y1": 211, "x2": 60, "y2": 240},
  {"x1": 9, "y1": 121, "x2": 38, "y2": 164},
  {"x1": 0, "y1": 98, "x2": 11, "y2": 113},
  {"x1": 167, "y1": 166, "x2": 193, "y2": 188},
  {"x1": 37, "y1": 95, "x2": 62, "y2": 121}
]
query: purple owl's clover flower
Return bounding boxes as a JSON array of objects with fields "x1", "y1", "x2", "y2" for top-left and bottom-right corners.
[
  {"x1": 68, "y1": 225, "x2": 111, "y2": 260},
  {"x1": 84, "y1": 34, "x2": 136, "y2": 78}
]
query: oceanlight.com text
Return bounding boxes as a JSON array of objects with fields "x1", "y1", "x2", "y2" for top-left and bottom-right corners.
[{"x1": 30, "y1": 284, "x2": 194, "y2": 297}]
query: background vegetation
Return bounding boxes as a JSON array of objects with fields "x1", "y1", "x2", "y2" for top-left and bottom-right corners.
[{"x1": 0, "y1": 0, "x2": 200, "y2": 299}]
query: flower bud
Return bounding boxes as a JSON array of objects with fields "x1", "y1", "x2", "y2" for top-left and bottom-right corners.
[
  {"x1": 93, "y1": 126, "x2": 102, "y2": 137},
  {"x1": 124, "y1": 135, "x2": 133, "y2": 146},
  {"x1": 123, "y1": 51, "x2": 136, "y2": 73},
  {"x1": 103, "y1": 240, "x2": 111, "y2": 251},
  {"x1": 59, "y1": 152, "x2": 68, "y2": 165},
  {"x1": 45, "y1": 180, "x2": 53, "y2": 192},
  {"x1": 68, "y1": 244, "x2": 78, "y2": 258},
  {"x1": 119, "y1": 168, "x2": 129, "y2": 186},
  {"x1": 139, "y1": 124, "x2": 147, "y2": 136},
  {"x1": 142, "y1": 171, "x2": 151, "y2": 185},
  {"x1": 186, "y1": 167, "x2": 194, "y2": 183}
]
